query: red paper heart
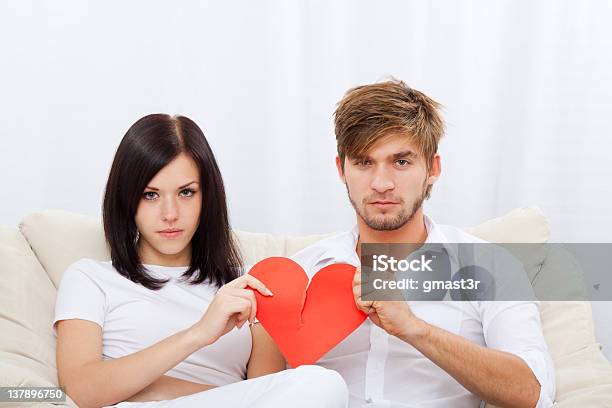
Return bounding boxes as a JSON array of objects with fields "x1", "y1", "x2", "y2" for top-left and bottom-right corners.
[{"x1": 248, "y1": 257, "x2": 366, "y2": 367}]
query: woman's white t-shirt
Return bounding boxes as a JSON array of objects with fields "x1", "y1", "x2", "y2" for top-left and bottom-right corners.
[{"x1": 53, "y1": 258, "x2": 252, "y2": 385}]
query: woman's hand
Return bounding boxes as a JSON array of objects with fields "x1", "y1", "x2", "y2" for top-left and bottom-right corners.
[{"x1": 190, "y1": 274, "x2": 273, "y2": 347}]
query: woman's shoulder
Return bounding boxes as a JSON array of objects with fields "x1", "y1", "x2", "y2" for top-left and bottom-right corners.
[
  {"x1": 66, "y1": 257, "x2": 113, "y2": 271},
  {"x1": 62, "y1": 258, "x2": 119, "y2": 283}
]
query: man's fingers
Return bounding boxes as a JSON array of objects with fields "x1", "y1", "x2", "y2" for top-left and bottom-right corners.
[
  {"x1": 356, "y1": 298, "x2": 375, "y2": 314},
  {"x1": 353, "y1": 276, "x2": 376, "y2": 314},
  {"x1": 352, "y1": 266, "x2": 362, "y2": 287},
  {"x1": 353, "y1": 269, "x2": 378, "y2": 300}
]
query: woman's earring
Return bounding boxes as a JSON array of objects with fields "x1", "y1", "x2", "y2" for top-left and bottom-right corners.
[{"x1": 135, "y1": 230, "x2": 140, "y2": 243}]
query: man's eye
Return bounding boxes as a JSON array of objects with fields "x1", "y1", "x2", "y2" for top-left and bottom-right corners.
[
  {"x1": 143, "y1": 191, "x2": 158, "y2": 200},
  {"x1": 396, "y1": 159, "x2": 411, "y2": 166},
  {"x1": 179, "y1": 188, "x2": 196, "y2": 197},
  {"x1": 356, "y1": 160, "x2": 371, "y2": 166}
]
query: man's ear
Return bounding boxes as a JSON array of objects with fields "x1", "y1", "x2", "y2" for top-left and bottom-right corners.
[
  {"x1": 335, "y1": 156, "x2": 346, "y2": 183},
  {"x1": 427, "y1": 154, "x2": 442, "y2": 185}
]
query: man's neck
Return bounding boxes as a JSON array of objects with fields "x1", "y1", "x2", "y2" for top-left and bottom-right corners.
[{"x1": 356, "y1": 209, "x2": 429, "y2": 256}]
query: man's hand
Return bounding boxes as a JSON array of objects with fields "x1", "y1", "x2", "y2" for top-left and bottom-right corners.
[
  {"x1": 352, "y1": 266, "x2": 428, "y2": 341},
  {"x1": 353, "y1": 266, "x2": 542, "y2": 407}
]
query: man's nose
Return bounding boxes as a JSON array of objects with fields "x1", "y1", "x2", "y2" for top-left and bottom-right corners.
[{"x1": 370, "y1": 166, "x2": 395, "y2": 193}]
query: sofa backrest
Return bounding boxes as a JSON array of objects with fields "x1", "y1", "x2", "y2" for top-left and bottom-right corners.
[
  {"x1": 17, "y1": 207, "x2": 551, "y2": 289},
  {"x1": 2, "y1": 206, "x2": 610, "y2": 406}
]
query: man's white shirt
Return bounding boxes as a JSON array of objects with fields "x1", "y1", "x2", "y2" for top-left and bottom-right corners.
[{"x1": 290, "y1": 215, "x2": 555, "y2": 408}]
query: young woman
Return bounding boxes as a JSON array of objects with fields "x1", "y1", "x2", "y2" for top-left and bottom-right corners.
[{"x1": 53, "y1": 114, "x2": 348, "y2": 408}]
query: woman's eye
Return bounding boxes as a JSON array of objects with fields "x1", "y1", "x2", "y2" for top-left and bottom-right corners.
[
  {"x1": 179, "y1": 188, "x2": 196, "y2": 197},
  {"x1": 143, "y1": 191, "x2": 158, "y2": 200}
]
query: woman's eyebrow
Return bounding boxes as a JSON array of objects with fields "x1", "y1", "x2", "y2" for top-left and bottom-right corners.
[
  {"x1": 145, "y1": 181, "x2": 200, "y2": 191},
  {"x1": 178, "y1": 181, "x2": 199, "y2": 189}
]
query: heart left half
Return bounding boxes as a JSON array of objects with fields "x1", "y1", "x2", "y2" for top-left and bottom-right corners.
[{"x1": 248, "y1": 257, "x2": 367, "y2": 368}]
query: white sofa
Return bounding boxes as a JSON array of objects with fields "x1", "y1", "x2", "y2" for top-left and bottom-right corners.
[{"x1": 1, "y1": 207, "x2": 612, "y2": 407}]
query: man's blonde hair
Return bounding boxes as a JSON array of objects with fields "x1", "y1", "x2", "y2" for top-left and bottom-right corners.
[{"x1": 334, "y1": 79, "x2": 445, "y2": 198}]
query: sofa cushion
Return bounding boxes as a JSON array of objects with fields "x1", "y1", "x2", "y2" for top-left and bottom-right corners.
[
  {"x1": 19, "y1": 210, "x2": 110, "y2": 288},
  {"x1": 464, "y1": 206, "x2": 550, "y2": 243},
  {"x1": 0, "y1": 227, "x2": 59, "y2": 388},
  {"x1": 553, "y1": 342, "x2": 612, "y2": 405}
]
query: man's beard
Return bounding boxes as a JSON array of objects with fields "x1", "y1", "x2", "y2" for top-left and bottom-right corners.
[{"x1": 347, "y1": 181, "x2": 427, "y2": 231}]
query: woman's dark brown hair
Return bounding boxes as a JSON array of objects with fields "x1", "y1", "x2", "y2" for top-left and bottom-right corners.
[{"x1": 103, "y1": 114, "x2": 242, "y2": 290}]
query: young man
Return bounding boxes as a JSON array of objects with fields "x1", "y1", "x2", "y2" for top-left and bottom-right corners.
[{"x1": 291, "y1": 80, "x2": 555, "y2": 407}]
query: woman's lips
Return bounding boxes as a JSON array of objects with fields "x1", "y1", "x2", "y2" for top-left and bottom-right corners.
[{"x1": 158, "y1": 229, "x2": 184, "y2": 239}]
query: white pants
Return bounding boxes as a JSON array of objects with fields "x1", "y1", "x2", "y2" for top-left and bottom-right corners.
[{"x1": 112, "y1": 365, "x2": 348, "y2": 408}]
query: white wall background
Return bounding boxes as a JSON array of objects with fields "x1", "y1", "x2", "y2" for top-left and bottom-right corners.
[{"x1": 1, "y1": 0, "x2": 611, "y2": 359}]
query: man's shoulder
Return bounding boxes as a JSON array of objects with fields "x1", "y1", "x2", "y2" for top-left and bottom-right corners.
[
  {"x1": 290, "y1": 230, "x2": 358, "y2": 275},
  {"x1": 290, "y1": 230, "x2": 355, "y2": 260}
]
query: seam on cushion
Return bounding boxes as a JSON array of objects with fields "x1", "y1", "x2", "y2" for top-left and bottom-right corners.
[
  {"x1": 531, "y1": 252, "x2": 546, "y2": 285},
  {"x1": 555, "y1": 342, "x2": 607, "y2": 361},
  {"x1": 8, "y1": 227, "x2": 57, "y2": 291},
  {"x1": 582, "y1": 302, "x2": 598, "y2": 345}
]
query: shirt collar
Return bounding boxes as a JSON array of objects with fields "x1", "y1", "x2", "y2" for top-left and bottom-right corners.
[{"x1": 350, "y1": 214, "x2": 459, "y2": 266}]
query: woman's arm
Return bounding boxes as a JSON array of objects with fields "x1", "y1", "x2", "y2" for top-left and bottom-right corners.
[
  {"x1": 246, "y1": 323, "x2": 286, "y2": 379},
  {"x1": 57, "y1": 274, "x2": 272, "y2": 408},
  {"x1": 127, "y1": 322, "x2": 286, "y2": 402},
  {"x1": 125, "y1": 375, "x2": 216, "y2": 402},
  {"x1": 56, "y1": 319, "x2": 211, "y2": 408}
]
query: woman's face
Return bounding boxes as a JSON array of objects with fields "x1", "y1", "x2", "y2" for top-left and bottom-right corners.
[{"x1": 135, "y1": 152, "x2": 202, "y2": 266}]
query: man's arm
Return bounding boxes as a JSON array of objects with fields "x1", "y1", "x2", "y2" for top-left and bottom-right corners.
[
  {"x1": 398, "y1": 317, "x2": 540, "y2": 408},
  {"x1": 353, "y1": 269, "x2": 543, "y2": 408}
]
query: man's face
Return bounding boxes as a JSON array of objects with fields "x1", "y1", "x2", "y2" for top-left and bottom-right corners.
[{"x1": 337, "y1": 134, "x2": 440, "y2": 231}]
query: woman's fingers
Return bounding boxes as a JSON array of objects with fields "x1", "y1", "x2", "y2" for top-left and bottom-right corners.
[
  {"x1": 225, "y1": 288, "x2": 257, "y2": 323},
  {"x1": 223, "y1": 297, "x2": 251, "y2": 327},
  {"x1": 215, "y1": 276, "x2": 267, "y2": 331},
  {"x1": 229, "y1": 274, "x2": 273, "y2": 297}
]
